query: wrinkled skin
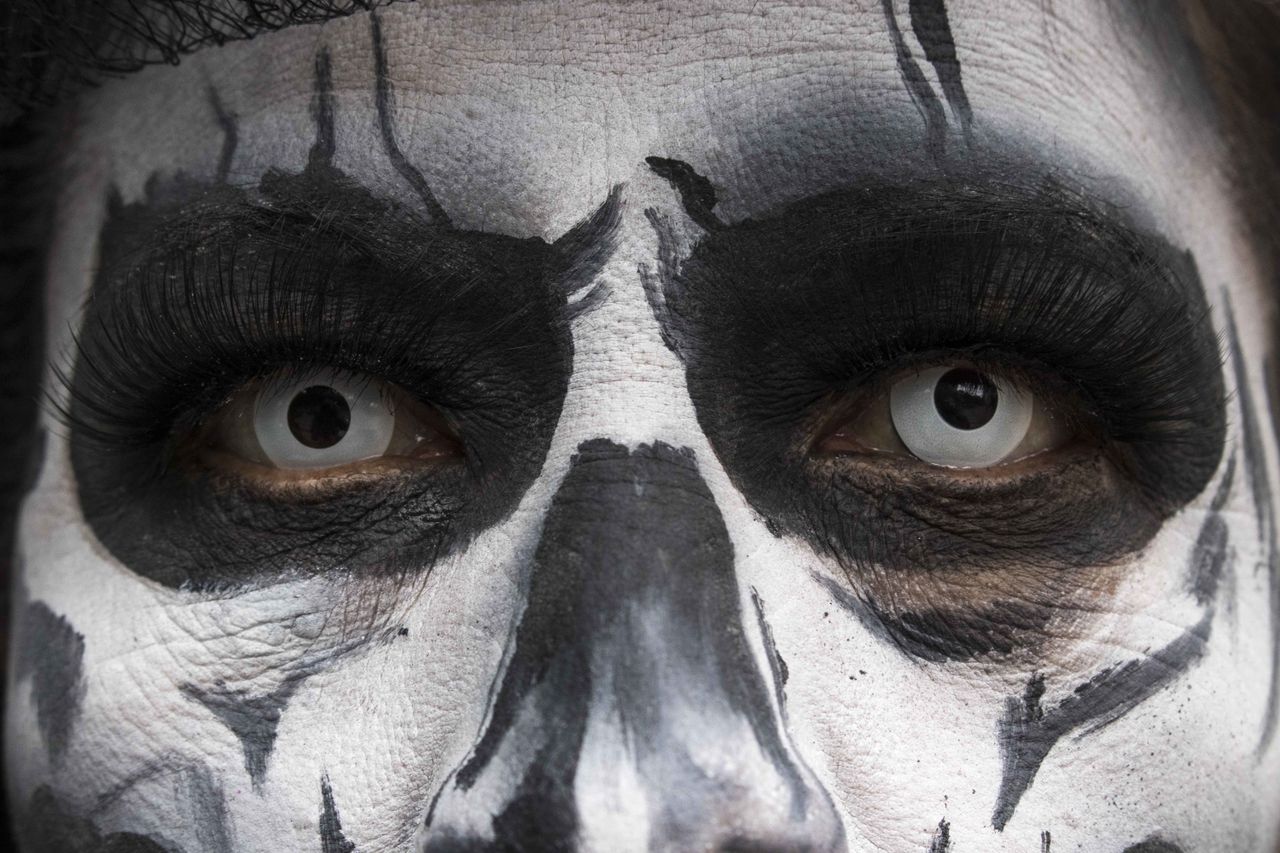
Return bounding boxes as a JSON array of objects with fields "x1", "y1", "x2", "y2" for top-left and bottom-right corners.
[{"x1": 7, "y1": 2, "x2": 1280, "y2": 851}]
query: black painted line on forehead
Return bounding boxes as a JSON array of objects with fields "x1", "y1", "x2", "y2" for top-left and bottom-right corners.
[
  {"x1": 882, "y1": 0, "x2": 947, "y2": 164},
  {"x1": 907, "y1": 0, "x2": 972, "y2": 144},
  {"x1": 320, "y1": 775, "x2": 358, "y2": 853},
  {"x1": 926, "y1": 817, "x2": 951, "y2": 852},
  {"x1": 310, "y1": 47, "x2": 336, "y2": 168},
  {"x1": 208, "y1": 86, "x2": 238, "y2": 185},
  {"x1": 990, "y1": 610, "x2": 1212, "y2": 831},
  {"x1": 370, "y1": 13, "x2": 451, "y2": 227},
  {"x1": 14, "y1": 600, "x2": 85, "y2": 764},
  {"x1": 1222, "y1": 293, "x2": 1280, "y2": 752}
]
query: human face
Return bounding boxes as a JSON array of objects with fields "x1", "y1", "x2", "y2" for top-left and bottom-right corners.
[{"x1": 8, "y1": 2, "x2": 1280, "y2": 851}]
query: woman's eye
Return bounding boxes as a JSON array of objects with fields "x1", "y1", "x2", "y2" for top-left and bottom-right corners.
[
  {"x1": 191, "y1": 369, "x2": 460, "y2": 477},
  {"x1": 818, "y1": 363, "x2": 1074, "y2": 469}
]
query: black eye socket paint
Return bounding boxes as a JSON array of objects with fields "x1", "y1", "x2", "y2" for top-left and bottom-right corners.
[
  {"x1": 422, "y1": 440, "x2": 843, "y2": 851},
  {"x1": 62, "y1": 44, "x2": 622, "y2": 591}
]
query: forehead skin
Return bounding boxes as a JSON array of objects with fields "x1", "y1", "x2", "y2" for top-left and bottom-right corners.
[{"x1": 10, "y1": 1, "x2": 1280, "y2": 852}]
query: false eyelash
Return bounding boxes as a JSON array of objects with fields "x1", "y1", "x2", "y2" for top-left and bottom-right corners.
[{"x1": 52, "y1": 201, "x2": 570, "y2": 466}]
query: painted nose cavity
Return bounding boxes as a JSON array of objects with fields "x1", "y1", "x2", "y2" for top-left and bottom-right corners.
[{"x1": 420, "y1": 439, "x2": 845, "y2": 852}]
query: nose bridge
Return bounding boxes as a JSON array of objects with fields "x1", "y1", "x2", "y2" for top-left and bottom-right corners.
[{"x1": 420, "y1": 439, "x2": 844, "y2": 852}]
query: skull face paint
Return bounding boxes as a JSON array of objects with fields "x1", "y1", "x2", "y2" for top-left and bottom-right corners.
[{"x1": 6, "y1": 2, "x2": 1280, "y2": 851}]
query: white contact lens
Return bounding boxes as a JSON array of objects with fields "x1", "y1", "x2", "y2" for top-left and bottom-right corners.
[
  {"x1": 889, "y1": 366, "x2": 1034, "y2": 468},
  {"x1": 253, "y1": 371, "x2": 396, "y2": 470}
]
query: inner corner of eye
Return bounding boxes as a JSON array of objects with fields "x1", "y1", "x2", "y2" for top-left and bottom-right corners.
[
  {"x1": 181, "y1": 368, "x2": 458, "y2": 480},
  {"x1": 815, "y1": 361, "x2": 1073, "y2": 471}
]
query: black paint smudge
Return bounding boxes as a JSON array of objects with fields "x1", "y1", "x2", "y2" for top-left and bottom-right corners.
[
  {"x1": 991, "y1": 612, "x2": 1211, "y2": 831},
  {"x1": 423, "y1": 440, "x2": 843, "y2": 850},
  {"x1": 1041, "y1": 829, "x2": 1051, "y2": 851},
  {"x1": 180, "y1": 764, "x2": 233, "y2": 853},
  {"x1": 645, "y1": 156, "x2": 724, "y2": 233},
  {"x1": 1186, "y1": 454, "x2": 1235, "y2": 605},
  {"x1": 1223, "y1": 296, "x2": 1280, "y2": 751},
  {"x1": 310, "y1": 48, "x2": 336, "y2": 168},
  {"x1": 320, "y1": 774, "x2": 357, "y2": 853},
  {"x1": 881, "y1": 0, "x2": 947, "y2": 162},
  {"x1": 179, "y1": 678, "x2": 302, "y2": 788},
  {"x1": 908, "y1": 0, "x2": 972, "y2": 143},
  {"x1": 16, "y1": 601, "x2": 86, "y2": 762},
  {"x1": 551, "y1": 183, "x2": 624, "y2": 318},
  {"x1": 1121, "y1": 839, "x2": 1184, "y2": 853},
  {"x1": 19, "y1": 785, "x2": 183, "y2": 853},
  {"x1": 926, "y1": 817, "x2": 950, "y2": 852},
  {"x1": 207, "y1": 87, "x2": 237, "y2": 185},
  {"x1": 370, "y1": 13, "x2": 451, "y2": 227}
]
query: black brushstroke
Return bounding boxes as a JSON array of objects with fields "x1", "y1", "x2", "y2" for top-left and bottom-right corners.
[
  {"x1": 1041, "y1": 829, "x2": 1051, "y2": 851},
  {"x1": 370, "y1": 13, "x2": 450, "y2": 226},
  {"x1": 926, "y1": 818, "x2": 950, "y2": 852},
  {"x1": 15, "y1": 601, "x2": 85, "y2": 762},
  {"x1": 752, "y1": 588, "x2": 790, "y2": 713},
  {"x1": 1187, "y1": 454, "x2": 1235, "y2": 604},
  {"x1": 551, "y1": 183, "x2": 625, "y2": 317},
  {"x1": 1223, "y1": 296, "x2": 1280, "y2": 750},
  {"x1": 18, "y1": 786, "x2": 184, "y2": 853},
  {"x1": 881, "y1": 0, "x2": 947, "y2": 162},
  {"x1": 908, "y1": 0, "x2": 972, "y2": 142},
  {"x1": 639, "y1": 206, "x2": 686, "y2": 359},
  {"x1": 180, "y1": 678, "x2": 302, "y2": 788},
  {"x1": 645, "y1": 156, "x2": 724, "y2": 232},
  {"x1": 991, "y1": 612, "x2": 1212, "y2": 831},
  {"x1": 320, "y1": 775, "x2": 357, "y2": 853},
  {"x1": 207, "y1": 87, "x2": 237, "y2": 185},
  {"x1": 423, "y1": 440, "x2": 843, "y2": 850},
  {"x1": 310, "y1": 48, "x2": 335, "y2": 167}
]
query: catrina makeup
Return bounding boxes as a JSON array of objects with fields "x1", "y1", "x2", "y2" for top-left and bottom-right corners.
[{"x1": 7, "y1": 1, "x2": 1279, "y2": 852}]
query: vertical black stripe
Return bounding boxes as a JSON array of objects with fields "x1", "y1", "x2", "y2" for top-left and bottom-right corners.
[
  {"x1": 310, "y1": 48, "x2": 336, "y2": 168},
  {"x1": 369, "y1": 13, "x2": 451, "y2": 227},
  {"x1": 320, "y1": 775, "x2": 357, "y2": 853},
  {"x1": 926, "y1": 818, "x2": 951, "y2": 852},
  {"x1": 881, "y1": 0, "x2": 947, "y2": 162},
  {"x1": 908, "y1": 0, "x2": 973, "y2": 142},
  {"x1": 208, "y1": 86, "x2": 237, "y2": 184}
]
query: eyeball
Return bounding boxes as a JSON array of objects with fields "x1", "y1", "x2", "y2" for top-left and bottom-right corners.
[
  {"x1": 252, "y1": 371, "x2": 396, "y2": 469},
  {"x1": 888, "y1": 366, "x2": 1034, "y2": 468}
]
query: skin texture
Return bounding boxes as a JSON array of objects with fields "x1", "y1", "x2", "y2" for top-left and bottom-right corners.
[{"x1": 6, "y1": 1, "x2": 1280, "y2": 851}]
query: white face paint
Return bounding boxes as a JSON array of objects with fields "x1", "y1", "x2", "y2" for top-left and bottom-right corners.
[{"x1": 7, "y1": 2, "x2": 1280, "y2": 851}]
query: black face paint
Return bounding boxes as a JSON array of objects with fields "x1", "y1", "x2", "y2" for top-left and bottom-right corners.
[
  {"x1": 423, "y1": 440, "x2": 843, "y2": 851},
  {"x1": 1186, "y1": 455, "x2": 1235, "y2": 605},
  {"x1": 19, "y1": 788, "x2": 177, "y2": 853},
  {"x1": 320, "y1": 775, "x2": 357, "y2": 853},
  {"x1": 991, "y1": 612, "x2": 1212, "y2": 831},
  {"x1": 1121, "y1": 840, "x2": 1184, "y2": 853},
  {"x1": 881, "y1": 0, "x2": 947, "y2": 162},
  {"x1": 907, "y1": 0, "x2": 972, "y2": 143},
  {"x1": 653, "y1": 174, "x2": 1223, "y2": 662},
  {"x1": 370, "y1": 12, "x2": 450, "y2": 226},
  {"x1": 207, "y1": 87, "x2": 237, "y2": 185},
  {"x1": 644, "y1": 156, "x2": 724, "y2": 233},
  {"x1": 926, "y1": 818, "x2": 951, "y2": 852},
  {"x1": 180, "y1": 679, "x2": 302, "y2": 789},
  {"x1": 1222, "y1": 296, "x2": 1280, "y2": 751},
  {"x1": 15, "y1": 601, "x2": 85, "y2": 762},
  {"x1": 1041, "y1": 830, "x2": 1051, "y2": 852},
  {"x1": 65, "y1": 46, "x2": 621, "y2": 589}
]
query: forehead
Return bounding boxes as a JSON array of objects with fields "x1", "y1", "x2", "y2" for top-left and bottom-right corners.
[{"x1": 72, "y1": 0, "x2": 1215, "y2": 239}]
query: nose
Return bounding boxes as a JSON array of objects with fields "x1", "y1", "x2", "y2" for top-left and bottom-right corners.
[{"x1": 420, "y1": 440, "x2": 844, "y2": 852}]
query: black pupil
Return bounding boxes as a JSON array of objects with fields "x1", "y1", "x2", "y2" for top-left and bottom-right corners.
[
  {"x1": 933, "y1": 368, "x2": 999, "y2": 430},
  {"x1": 287, "y1": 386, "x2": 351, "y2": 449}
]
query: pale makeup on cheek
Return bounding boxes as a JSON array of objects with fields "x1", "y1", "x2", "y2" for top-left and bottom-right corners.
[{"x1": 7, "y1": 2, "x2": 1280, "y2": 853}]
